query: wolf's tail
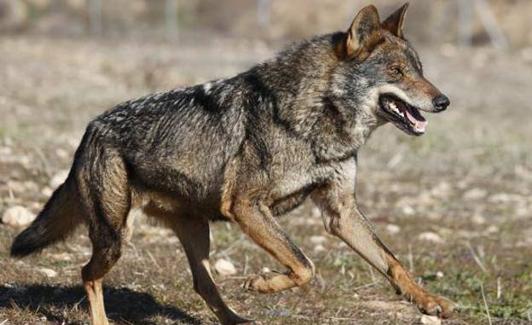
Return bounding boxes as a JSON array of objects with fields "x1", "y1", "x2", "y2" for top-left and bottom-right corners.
[{"x1": 10, "y1": 172, "x2": 82, "y2": 257}]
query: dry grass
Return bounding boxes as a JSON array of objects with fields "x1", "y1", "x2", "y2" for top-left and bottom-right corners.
[{"x1": 0, "y1": 34, "x2": 531, "y2": 324}]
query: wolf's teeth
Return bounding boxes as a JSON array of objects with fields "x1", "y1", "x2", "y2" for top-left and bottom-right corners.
[{"x1": 389, "y1": 103, "x2": 400, "y2": 114}]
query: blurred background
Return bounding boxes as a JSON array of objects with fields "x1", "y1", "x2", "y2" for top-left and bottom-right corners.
[
  {"x1": 0, "y1": 1, "x2": 531, "y2": 324},
  {"x1": 2, "y1": 0, "x2": 532, "y2": 46}
]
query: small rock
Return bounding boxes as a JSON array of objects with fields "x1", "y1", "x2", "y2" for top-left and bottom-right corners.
[
  {"x1": 214, "y1": 258, "x2": 237, "y2": 276},
  {"x1": 313, "y1": 244, "x2": 326, "y2": 253},
  {"x1": 7, "y1": 181, "x2": 26, "y2": 193},
  {"x1": 401, "y1": 205, "x2": 415, "y2": 216},
  {"x1": 41, "y1": 186, "x2": 53, "y2": 197},
  {"x1": 463, "y1": 188, "x2": 487, "y2": 200},
  {"x1": 471, "y1": 213, "x2": 486, "y2": 225},
  {"x1": 49, "y1": 169, "x2": 69, "y2": 189},
  {"x1": 39, "y1": 268, "x2": 57, "y2": 278},
  {"x1": 430, "y1": 181, "x2": 452, "y2": 198},
  {"x1": 7, "y1": 180, "x2": 38, "y2": 193},
  {"x1": 488, "y1": 193, "x2": 522, "y2": 203},
  {"x1": 29, "y1": 202, "x2": 41, "y2": 210},
  {"x1": 0, "y1": 146, "x2": 13, "y2": 158},
  {"x1": 311, "y1": 207, "x2": 322, "y2": 219},
  {"x1": 385, "y1": 224, "x2": 401, "y2": 235},
  {"x1": 261, "y1": 267, "x2": 271, "y2": 274},
  {"x1": 440, "y1": 43, "x2": 457, "y2": 57},
  {"x1": 485, "y1": 225, "x2": 499, "y2": 234},
  {"x1": 50, "y1": 253, "x2": 72, "y2": 261},
  {"x1": 427, "y1": 212, "x2": 442, "y2": 221},
  {"x1": 2, "y1": 206, "x2": 36, "y2": 227},
  {"x1": 55, "y1": 148, "x2": 69, "y2": 159},
  {"x1": 420, "y1": 315, "x2": 441, "y2": 325},
  {"x1": 309, "y1": 235, "x2": 327, "y2": 245},
  {"x1": 417, "y1": 192, "x2": 436, "y2": 206},
  {"x1": 418, "y1": 232, "x2": 444, "y2": 244}
]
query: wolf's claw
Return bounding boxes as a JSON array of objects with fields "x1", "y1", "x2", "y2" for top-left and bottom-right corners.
[
  {"x1": 415, "y1": 293, "x2": 455, "y2": 318},
  {"x1": 243, "y1": 274, "x2": 270, "y2": 293}
]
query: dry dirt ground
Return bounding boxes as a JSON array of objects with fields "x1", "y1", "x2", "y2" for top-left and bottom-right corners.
[{"x1": 0, "y1": 35, "x2": 531, "y2": 324}]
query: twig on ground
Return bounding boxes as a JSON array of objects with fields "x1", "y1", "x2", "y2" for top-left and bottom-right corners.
[
  {"x1": 466, "y1": 241, "x2": 488, "y2": 273},
  {"x1": 146, "y1": 250, "x2": 161, "y2": 270},
  {"x1": 71, "y1": 296, "x2": 86, "y2": 312},
  {"x1": 408, "y1": 243, "x2": 414, "y2": 273},
  {"x1": 480, "y1": 282, "x2": 492, "y2": 325},
  {"x1": 496, "y1": 276, "x2": 502, "y2": 300},
  {"x1": 354, "y1": 280, "x2": 381, "y2": 291}
]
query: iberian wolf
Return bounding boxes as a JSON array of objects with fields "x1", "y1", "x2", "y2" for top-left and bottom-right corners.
[{"x1": 12, "y1": 3, "x2": 453, "y2": 324}]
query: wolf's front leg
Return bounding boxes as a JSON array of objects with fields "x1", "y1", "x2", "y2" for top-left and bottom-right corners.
[
  {"x1": 228, "y1": 196, "x2": 315, "y2": 294},
  {"x1": 312, "y1": 183, "x2": 454, "y2": 318}
]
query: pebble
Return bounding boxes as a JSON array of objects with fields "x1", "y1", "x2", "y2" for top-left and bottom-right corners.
[
  {"x1": 49, "y1": 169, "x2": 69, "y2": 189},
  {"x1": 463, "y1": 188, "x2": 487, "y2": 200},
  {"x1": 471, "y1": 213, "x2": 486, "y2": 225},
  {"x1": 420, "y1": 315, "x2": 441, "y2": 325},
  {"x1": 7, "y1": 180, "x2": 38, "y2": 193},
  {"x1": 430, "y1": 181, "x2": 452, "y2": 198},
  {"x1": 309, "y1": 235, "x2": 327, "y2": 245},
  {"x1": 385, "y1": 224, "x2": 401, "y2": 235},
  {"x1": 488, "y1": 193, "x2": 522, "y2": 203},
  {"x1": 2, "y1": 206, "x2": 36, "y2": 227},
  {"x1": 401, "y1": 205, "x2": 415, "y2": 216},
  {"x1": 313, "y1": 244, "x2": 326, "y2": 253},
  {"x1": 485, "y1": 225, "x2": 499, "y2": 234},
  {"x1": 311, "y1": 206, "x2": 322, "y2": 219},
  {"x1": 214, "y1": 258, "x2": 237, "y2": 276},
  {"x1": 39, "y1": 268, "x2": 58, "y2": 278},
  {"x1": 55, "y1": 148, "x2": 69, "y2": 159},
  {"x1": 418, "y1": 232, "x2": 445, "y2": 244},
  {"x1": 41, "y1": 186, "x2": 53, "y2": 197},
  {"x1": 50, "y1": 253, "x2": 72, "y2": 261}
]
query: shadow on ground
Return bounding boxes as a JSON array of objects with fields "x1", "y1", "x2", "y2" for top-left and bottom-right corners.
[{"x1": 0, "y1": 284, "x2": 200, "y2": 324}]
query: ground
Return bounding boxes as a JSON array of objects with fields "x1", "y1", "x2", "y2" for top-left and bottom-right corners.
[{"x1": 0, "y1": 35, "x2": 531, "y2": 324}]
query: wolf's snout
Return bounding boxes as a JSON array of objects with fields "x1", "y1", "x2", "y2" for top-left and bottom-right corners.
[{"x1": 432, "y1": 95, "x2": 450, "y2": 112}]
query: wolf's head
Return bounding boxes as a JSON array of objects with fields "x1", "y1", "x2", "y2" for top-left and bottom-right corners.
[{"x1": 331, "y1": 3, "x2": 449, "y2": 136}]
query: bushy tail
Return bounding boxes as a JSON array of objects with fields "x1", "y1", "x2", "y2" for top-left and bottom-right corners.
[{"x1": 10, "y1": 173, "x2": 82, "y2": 257}]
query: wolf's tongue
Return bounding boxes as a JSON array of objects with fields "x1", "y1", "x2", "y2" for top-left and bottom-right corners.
[{"x1": 404, "y1": 109, "x2": 427, "y2": 132}]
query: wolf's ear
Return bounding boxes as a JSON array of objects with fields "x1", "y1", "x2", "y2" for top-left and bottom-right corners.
[
  {"x1": 382, "y1": 2, "x2": 409, "y2": 38},
  {"x1": 343, "y1": 5, "x2": 382, "y2": 60}
]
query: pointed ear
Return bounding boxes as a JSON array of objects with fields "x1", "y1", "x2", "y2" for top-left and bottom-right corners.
[
  {"x1": 344, "y1": 5, "x2": 382, "y2": 60},
  {"x1": 382, "y1": 2, "x2": 409, "y2": 38}
]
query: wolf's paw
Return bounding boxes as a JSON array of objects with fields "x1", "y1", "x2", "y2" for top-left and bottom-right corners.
[
  {"x1": 243, "y1": 274, "x2": 273, "y2": 293},
  {"x1": 415, "y1": 293, "x2": 455, "y2": 318}
]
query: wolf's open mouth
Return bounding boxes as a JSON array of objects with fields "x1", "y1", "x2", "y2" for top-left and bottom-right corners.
[{"x1": 379, "y1": 94, "x2": 427, "y2": 135}]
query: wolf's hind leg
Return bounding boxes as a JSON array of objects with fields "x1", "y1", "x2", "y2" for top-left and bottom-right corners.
[
  {"x1": 78, "y1": 148, "x2": 131, "y2": 325},
  {"x1": 82, "y1": 226, "x2": 123, "y2": 325},
  {"x1": 167, "y1": 212, "x2": 252, "y2": 325}
]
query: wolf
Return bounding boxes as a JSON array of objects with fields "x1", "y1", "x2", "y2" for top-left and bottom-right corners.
[{"x1": 11, "y1": 3, "x2": 453, "y2": 324}]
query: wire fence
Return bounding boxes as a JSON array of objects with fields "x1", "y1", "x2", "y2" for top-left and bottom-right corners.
[{"x1": 1, "y1": 0, "x2": 527, "y2": 49}]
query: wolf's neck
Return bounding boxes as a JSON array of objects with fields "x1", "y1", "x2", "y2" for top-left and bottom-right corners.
[{"x1": 252, "y1": 33, "x2": 379, "y2": 161}]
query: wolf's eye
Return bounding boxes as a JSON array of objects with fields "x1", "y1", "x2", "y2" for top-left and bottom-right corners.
[{"x1": 390, "y1": 66, "x2": 404, "y2": 78}]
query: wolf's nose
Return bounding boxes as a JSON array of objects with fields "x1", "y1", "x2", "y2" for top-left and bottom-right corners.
[{"x1": 433, "y1": 95, "x2": 450, "y2": 112}]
